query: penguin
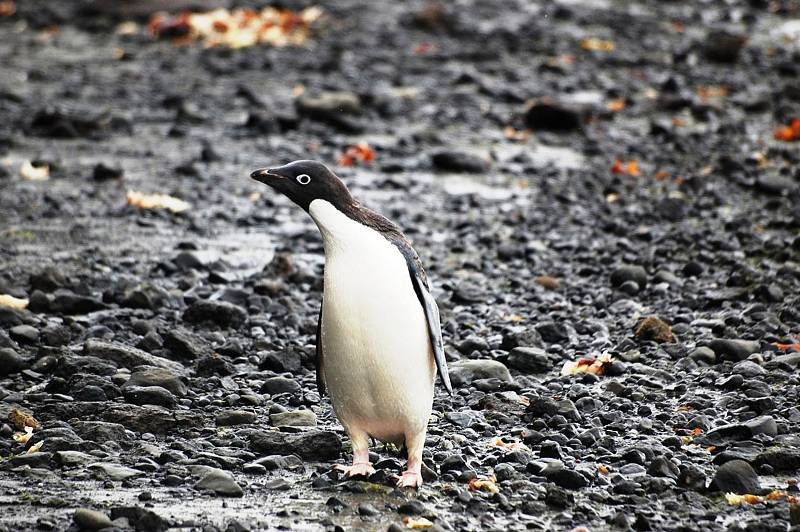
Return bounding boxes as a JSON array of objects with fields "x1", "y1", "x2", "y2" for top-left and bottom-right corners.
[{"x1": 251, "y1": 160, "x2": 452, "y2": 488}]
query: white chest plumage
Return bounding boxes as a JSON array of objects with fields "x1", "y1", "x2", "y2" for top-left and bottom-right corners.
[{"x1": 308, "y1": 199, "x2": 435, "y2": 445}]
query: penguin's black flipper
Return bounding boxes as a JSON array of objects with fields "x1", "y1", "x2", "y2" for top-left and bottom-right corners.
[
  {"x1": 315, "y1": 302, "x2": 326, "y2": 396},
  {"x1": 399, "y1": 248, "x2": 453, "y2": 395}
]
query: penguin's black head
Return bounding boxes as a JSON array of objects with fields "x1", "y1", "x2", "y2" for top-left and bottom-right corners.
[{"x1": 251, "y1": 160, "x2": 354, "y2": 212}]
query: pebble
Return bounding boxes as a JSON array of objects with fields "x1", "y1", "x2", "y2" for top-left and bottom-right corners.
[
  {"x1": 610, "y1": 265, "x2": 648, "y2": 290},
  {"x1": 711, "y1": 460, "x2": 760, "y2": 494},
  {"x1": 707, "y1": 339, "x2": 761, "y2": 362},
  {"x1": 733, "y1": 360, "x2": 766, "y2": 377},
  {"x1": 123, "y1": 386, "x2": 178, "y2": 408},
  {"x1": 270, "y1": 409, "x2": 317, "y2": 427},
  {"x1": 124, "y1": 368, "x2": 187, "y2": 397},
  {"x1": 9, "y1": 324, "x2": 39, "y2": 344},
  {"x1": 195, "y1": 468, "x2": 244, "y2": 497},
  {"x1": 249, "y1": 430, "x2": 341, "y2": 460},
  {"x1": 430, "y1": 150, "x2": 490, "y2": 173},
  {"x1": 507, "y1": 347, "x2": 549, "y2": 373},
  {"x1": 448, "y1": 360, "x2": 513, "y2": 386},
  {"x1": 260, "y1": 376, "x2": 301, "y2": 395},
  {"x1": 216, "y1": 410, "x2": 257, "y2": 426},
  {"x1": 73, "y1": 508, "x2": 113, "y2": 531},
  {"x1": 183, "y1": 299, "x2": 248, "y2": 328},
  {"x1": 0, "y1": 348, "x2": 27, "y2": 376}
]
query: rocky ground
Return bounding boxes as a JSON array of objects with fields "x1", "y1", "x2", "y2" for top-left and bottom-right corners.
[{"x1": 1, "y1": 0, "x2": 800, "y2": 530}]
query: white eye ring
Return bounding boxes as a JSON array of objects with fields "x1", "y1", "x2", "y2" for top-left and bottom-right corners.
[{"x1": 296, "y1": 174, "x2": 311, "y2": 185}]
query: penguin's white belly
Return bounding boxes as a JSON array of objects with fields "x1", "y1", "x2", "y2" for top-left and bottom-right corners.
[{"x1": 309, "y1": 199, "x2": 435, "y2": 444}]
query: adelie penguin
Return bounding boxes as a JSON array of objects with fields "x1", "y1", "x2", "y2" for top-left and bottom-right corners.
[{"x1": 251, "y1": 160, "x2": 452, "y2": 488}]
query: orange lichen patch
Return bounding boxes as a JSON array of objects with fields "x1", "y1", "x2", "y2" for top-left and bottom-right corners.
[
  {"x1": 606, "y1": 99, "x2": 626, "y2": 112},
  {"x1": 469, "y1": 475, "x2": 499, "y2": 494},
  {"x1": 491, "y1": 437, "x2": 530, "y2": 453},
  {"x1": 503, "y1": 126, "x2": 530, "y2": 141},
  {"x1": 148, "y1": 7, "x2": 322, "y2": 48},
  {"x1": 580, "y1": 37, "x2": 615, "y2": 52},
  {"x1": 774, "y1": 342, "x2": 800, "y2": 352},
  {"x1": 561, "y1": 353, "x2": 613, "y2": 376},
  {"x1": 338, "y1": 143, "x2": 376, "y2": 167},
  {"x1": 774, "y1": 119, "x2": 800, "y2": 142},
  {"x1": 610, "y1": 159, "x2": 640, "y2": 176},
  {"x1": 726, "y1": 491, "x2": 799, "y2": 506},
  {"x1": 696, "y1": 85, "x2": 729, "y2": 101},
  {"x1": 0, "y1": 1, "x2": 15, "y2": 17},
  {"x1": 413, "y1": 42, "x2": 437, "y2": 55}
]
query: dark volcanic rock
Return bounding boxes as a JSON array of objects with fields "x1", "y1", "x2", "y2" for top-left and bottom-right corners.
[
  {"x1": 710, "y1": 460, "x2": 760, "y2": 494},
  {"x1": 449, "y1": 360, "x2": 512, "y2": 386},
  {"x1": 162, "y1": 327, "x2": 208, "y2": 359},
  {"x1": 123, "y1": 385, "x2": 178, "y2": 408},
  {"x1": 507, "y1": 347, "x2": 549, "y2": 373},
  {"x1": 109, "y1": 507, "x2": 170, "y2": 532},
  {"x1": 84, "y1": 339, "x2": 184, "y2": 373},
  {"x1": 524, "y1": 100, "x2": 582, "y2": 131},
  {"x1": 45, "y1": 402, "x2": 203, "y2": 434},
  {"x1": 753, "y1": 447, "x2": 800, "y2": 472},
  {"x1": 610, "y1": 265, "x2": 648, "y2": 290},
  {"x1": 250, "y1": 430, "x2": 341, "y2": 460},
  {"x1": 183, "y1": 300, "x2": 247, "y2": 328},
  {"x1": 707, "y1": 339, "x2": 760, "y2": 362},
  {"x1": 124, "y1": 368, "x2": 187, "y2": 397},
  {"x1": 430, "y1": 150, "x2": 490, "y2": 173},
  {"x1": 0, "y1": 348, "x2": 27, "y2": 376}
]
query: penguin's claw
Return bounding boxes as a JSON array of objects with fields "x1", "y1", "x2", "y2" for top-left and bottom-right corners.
[
  {"x1": 334, "y1": 462, "x2": 376, "y2": 478},
  {"x1": 396, "y1": 471, "x2": 423, "y2": 489}
]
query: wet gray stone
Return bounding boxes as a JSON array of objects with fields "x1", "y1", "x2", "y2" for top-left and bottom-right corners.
[
  {"x1": 250, "y1": 430, "x2": 341, "y2": 460},
  {"x1": 270, "y1": 409, "x2": 317, "y2": 427},
  {"x1": 0, "y1": 348, "x2": 27, "y2": 376},
  {"x1": 610, "y1": 265, "x2": 648, "y2": 289},
  {"x1": 194, "y1": 468, "x2": 243, "y2": 497},
  {"x1": 183, "y1": 299, "x2": 247, "y2": 328},
  {"x1": 123, "y1": 385, "x2": 178, "y2": 408},
  {"x1": 260, "y1": 376, "x2": 301, "y2": 395},
  {"x1": 73, "y1": 508, "x2": 113, "y2": 531},
  {"x1": 124, "y1": 368, "x2": 187, "y2": 397},
  {"x1": 733, "y1": 360, "x2": 766, "y2": 377},
  {"x1": 711, "y1": 460, "x2": 760, "y2": 494},
  {"x1": 87, "y1": 463, "x2": 143, "y2": 481},
  {"x1": 448, "y1": 360, "x2": 512, "y2": 386},
  {"x1": 9, "y1": 324, "x2": 38, "y2": 344},
  {"x1": 216, "y1": 410, "x2": 257, "y2": 426},
  {"x1": 84, "y1": 339, "x2": 184, "y2": 374},
  {"x1": 708, "y1": 339, "x2": 760, "y2": 362}
]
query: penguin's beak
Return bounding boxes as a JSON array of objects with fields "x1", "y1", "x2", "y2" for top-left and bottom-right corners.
[{"x1": 250, "y1": 168, "x2": 285, "y2": 186}]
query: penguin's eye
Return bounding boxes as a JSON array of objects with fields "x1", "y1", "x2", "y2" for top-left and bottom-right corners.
[{"x1": 296, "y1": 174, "x2": 311, "y2": 185}]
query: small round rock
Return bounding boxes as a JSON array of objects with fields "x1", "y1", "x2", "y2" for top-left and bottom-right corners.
[{"x1": 73, "y1": 508, "x2": 113, "y2": 531}]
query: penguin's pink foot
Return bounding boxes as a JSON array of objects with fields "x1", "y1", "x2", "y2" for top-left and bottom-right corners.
[
  {"x1": 334, "y1": 449, "x2": 374, "y2": 478},
  {"x1": 334, "y1": 461, "x2": 376, "y2": 478},
  {"x1": 396, "y1": 470, "x2": 423, "y2": 489}
]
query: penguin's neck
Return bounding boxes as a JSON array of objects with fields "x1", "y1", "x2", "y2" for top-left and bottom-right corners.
[{"x1": 308, "y1": 199, "x2": 385, "y2": 254}]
